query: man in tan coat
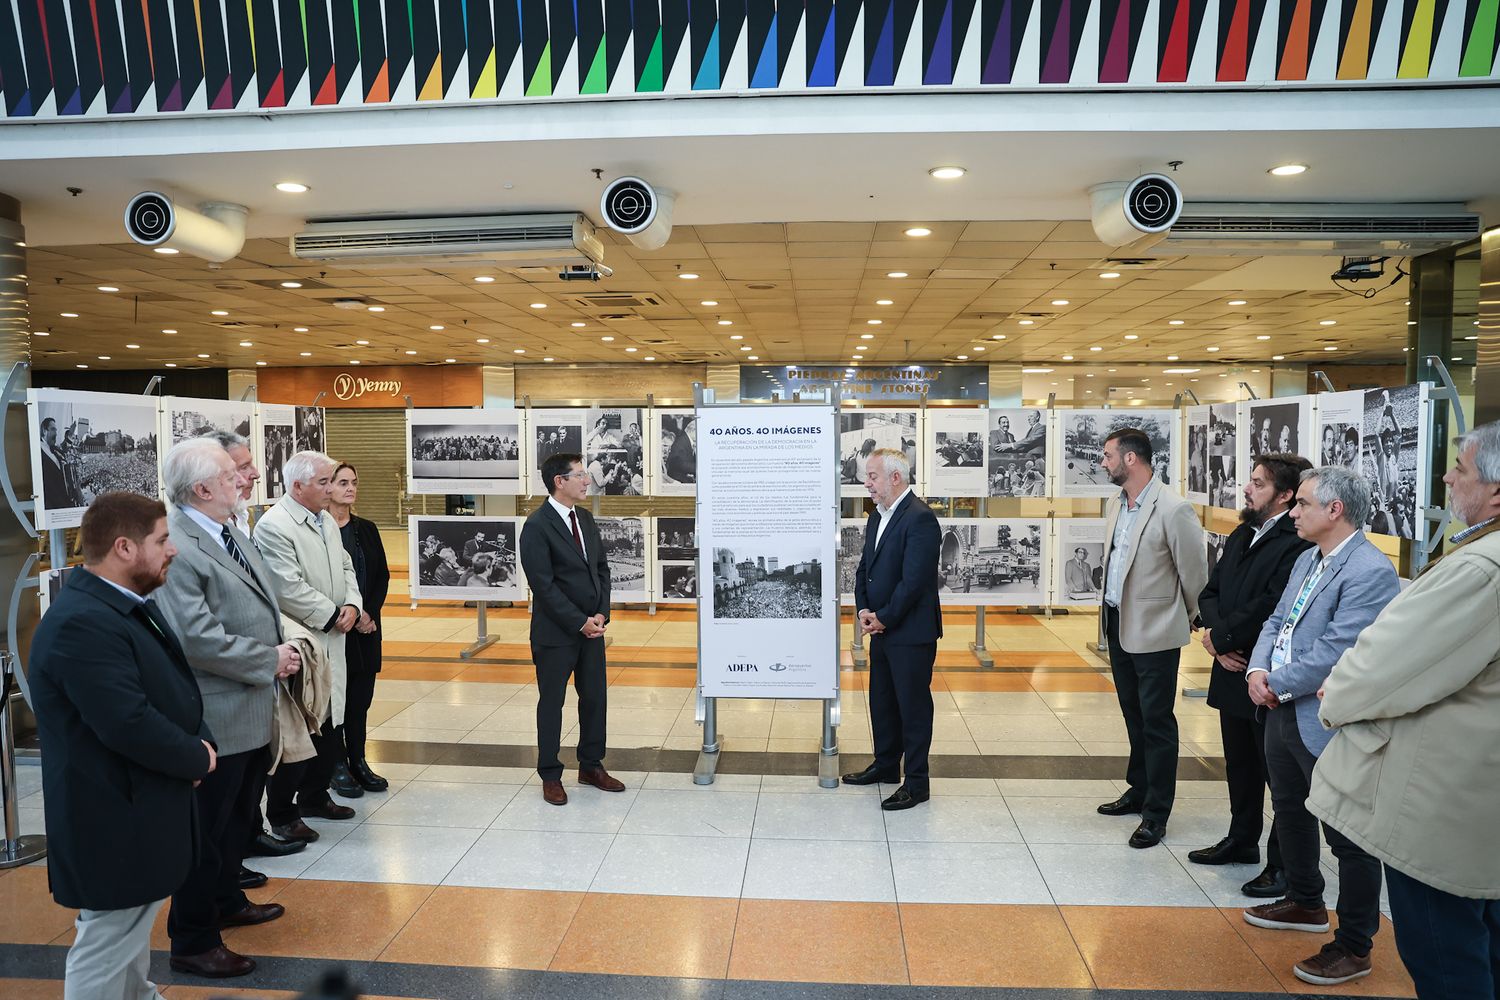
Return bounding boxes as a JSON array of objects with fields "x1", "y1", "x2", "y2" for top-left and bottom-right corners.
[
  {"x1": 1093, "y1": 427, "x2": 1208, "y2": 849},
  {"x1": 1310, "y1": 420, "x2": 1500, "y2": 996}
]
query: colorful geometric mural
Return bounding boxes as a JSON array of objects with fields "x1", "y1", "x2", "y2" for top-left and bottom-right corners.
[{"x1": 0, "y1": 0, "x2": 1495, "y2": 119}]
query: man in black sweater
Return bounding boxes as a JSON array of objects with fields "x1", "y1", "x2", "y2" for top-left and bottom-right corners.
[{"x1": 1191, "y1": 452, "x2": 1313, "y2": 898}]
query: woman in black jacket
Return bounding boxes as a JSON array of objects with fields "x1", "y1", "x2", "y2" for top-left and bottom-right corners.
[{"x1": 328, "y1": 461, "x2": 391, "y2": 793}]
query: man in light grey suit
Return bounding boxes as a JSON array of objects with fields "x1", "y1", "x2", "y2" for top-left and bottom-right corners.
[
  {"x1": 154, "y1": 438, "x2": 303, "y2": 980},
  {"x1": 1242, "y1": 465, "x2": 1399, "y2": 987},
  {"x1": 253, "y1": 450, "x2": 364, "y2": 840}
]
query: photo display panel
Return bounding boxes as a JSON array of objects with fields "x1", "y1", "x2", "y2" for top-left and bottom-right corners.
[
  {"x1": 987, "y1": 407, "x2": 1049, "y2": 498},
  {"x1": 925, "y1": 408, "x2": 987, "y2": 497},
  {"x1": 408, "y1": 515, "x2": 526, "y2": 601},
  {"x1": 698, "y1": 405, "x2": 838, "y2": 699},
  {"x1": 1055, "y1": 519, "x2": 1107, "y2": 606},
  {"x1": 654, "y1": 516, "x2": 698, "y2": 603},
  {"x1": 584, "y1": 407, "x2": 647, "y2": 496},
  {"x1": 407, "y1": 408, "x2": 523, "y2": 495},
  {"x1": 161, "y1": 396, "x2": 255, "y2": 447},
  {"x1": 838, "y1": 408, "x2": 919, "y2": 498},
  {"x1": 599, "y1": 515, "x2": 651, "y2": 602},
  {"x1": 258, "y1": 404, "x2": 296, "y2": 501},
  {"x1": 934, "y1": 518, "x2": 1049, "y2": 606},
  {"x1": 1185, "y1": 406, "x2": 1210, "y2": 505},
  {"x1": 837, "y1": 517, "x2": 866, "y2": 606},
  {"x1": 652, "y1": 409, "x2": 698, "y2": 496},
  {"x1": 1060, "y1": 409, "x2": 1177, "y2": 498},
  {"x1": 28, "y1": 388, "x2": 163, "y2": 529},
  {"x1": 529, "y1": 408, "x2": 587, "y2": 495},
  {"x1": 1207, "y1": 402, "x2": 1240, "y2": 510}
]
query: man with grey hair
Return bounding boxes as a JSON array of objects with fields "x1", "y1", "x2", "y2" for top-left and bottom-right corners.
[
  {"x1": 253, "y1": 450, "x2": 363, "y2": 842},
  {"x1": 844, "y1": 447, "x2": 941, "y2": 811},
  {"x1": 155, "y1": 438, "x2": 301, "y2": 978},
  {"x1": 203, "y1": 430, "x2": 260, "y2": 534},
  {"x1": 1309, "y1": 421, "x2": 1500, "y2": 995},
  {"x1": 1240, "y1": 465, "x2": 1399, "y2": 986}
]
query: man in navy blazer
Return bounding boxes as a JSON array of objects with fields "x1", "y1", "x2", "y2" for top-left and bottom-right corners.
[
  {"x1": 844, "y1": 447, "x2": 942, "y2": 810},
  {"x1": 1241, "y1": 465, "x2": 1400, "y2": 987}
]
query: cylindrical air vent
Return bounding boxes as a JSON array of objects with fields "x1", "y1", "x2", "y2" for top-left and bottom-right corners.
[
  {"x1": 124, "y1": 191, "x2": 175, "y2": 245},
  {"x1": 599, "y1": 176, "x2": 675, "y2": 251},
  {"x1": 122, "y1": 192, "x2": 247, "y2": 262},
  {"x1": 1089, "y1": 173, "x2": 1184, "y2": 247}
]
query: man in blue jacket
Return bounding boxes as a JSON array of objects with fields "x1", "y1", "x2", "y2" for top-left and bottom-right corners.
[
  {"x1": 1241, "y1": 465, "x2": 1400, "y2": 987},
  {"x1": 844, "y1": 447, "x2": 942, "y2": 810}
]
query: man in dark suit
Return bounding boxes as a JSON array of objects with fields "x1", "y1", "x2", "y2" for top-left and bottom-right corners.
[
  {"x1": 29, "y1": 492, "x2": 218, "y2": 1000},
  {"x1": 519, "y1": 451, "x2": 621, "y2": 805},
  {"x1": 1191, "y1": 452, "x2": 1313, "y2": 899},
  {"x1": 38, "y1": 416, "x2": 73, "y2": 509},
  {"x1": 844, "y1": 447, "x2": 942, "y2": 811}
]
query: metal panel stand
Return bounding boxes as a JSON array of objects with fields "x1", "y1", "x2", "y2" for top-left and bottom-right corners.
[
  {"x1": 969, "y1": 497, "x2": 994, "y2": 667},
  {"x1": 693, "y1": 691, "x2": 721, "y2": 785},
  {"x1": 459, "y1": 602, "x2": 499, "y2": 659},
  {"x1": 818, "y1": 697, "x2": 840, "y2": 788},
  {"x1": 0, "y1": 652, "x2": 44, "y2": 868}
]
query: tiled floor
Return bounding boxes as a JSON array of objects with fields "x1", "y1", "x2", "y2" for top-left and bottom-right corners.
[{"x1": 1, "y1": 597, "x2": 1416, "y2": 999}]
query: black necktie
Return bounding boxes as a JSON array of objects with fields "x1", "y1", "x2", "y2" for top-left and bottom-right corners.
[
  {"x1": 139, "y1": 598, "x2": 172, "y2": 641},
  {"x1": 221, "y1": 524, "x2": 256, "y2": 577}
]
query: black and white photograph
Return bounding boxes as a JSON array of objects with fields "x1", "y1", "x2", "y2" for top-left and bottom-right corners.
[
  {"x1": 1208, "y1": 403, "x2": 1238, "y2": 509},
  {"x1": 655, "y1": 409, "x2": 697, "y2": 495},
  {"x1": 1056, "y1": 519, "x2": 1107, "y2": 606},
  {"x1": 29, "y1": 388, "x2": 162, "y2": 529},
  {"x1": 599, "y1": 516, "x2": 649, "y2": 598},
  {"x1": 1206, "y1": 531, "x2": 1229, "y2": 578},
  {"x1": 256, "y1": 404, "x2": 297, "y2": 501},
  {"x1": 407, "y1": 515, "x2": 525, "y2": 601},
  {"x1": 935, "y1": 518, "x2": 1048, "y2": 605},
  {"x1": 1185, "y1": 406, "x2": 1210, "y2": 504},
  {"x1": 926, "y1": 409, "x2": 988, "y2": 496},
  {"x1": 653, "y1": 517, "x2": 696, "y2": 605},
  {"x1": 530, "y1": 409, "x2": 586, "y2": 494},
  {"x1": 294, "y1": 405, "x2": 326, "y2": 453},
  {"x1": 658, "y1": 563, "x2": 698, "y2": 601},
  {"x1": 162, "y1": 397, "x2": 254, "y2": 447},
  {"x1": 839, "y1": 409, "x2": 919, "y2": 497},
  {"x1": 1247, "y1": 398, "x2": 1309, "y2": 462},
  {"x1": 988, "y1": 408, "x2": 1047, "y2": 462},
  {"x1": 585, "y1": 407, "x2": 646, "y2": 496},
  {"x1": 1362, "y1": 384, "x2": 1424, "y2": 540},
  {"x1": 711, "y1": 544, "x2": 824, "y2": 619},
  {"x1": 407, "y1": 408, "x2": 522, "y2": 495},
  {"x1": 1060, "y1": 409, "x2": 1175, "y2": 497},
  {"x1": 837, "y1": 520, "x2": 865, "y2": 602},
  {"x1": 1316, "y1": 389, "x2": 1367, "y2": 472},
  {"x1": 988, "y1": 455, "x2": 1048, "y2": 498}
]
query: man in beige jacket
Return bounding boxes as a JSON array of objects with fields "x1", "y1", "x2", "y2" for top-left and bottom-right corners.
[
  {"x1": 1093, "y1": 428, "x2": 1208, "y2": 849},
  {"x1": 1310, "y1": 420, "x2": 1500, "y2": 996}
]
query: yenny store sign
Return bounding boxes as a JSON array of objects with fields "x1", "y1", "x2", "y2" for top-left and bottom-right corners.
[{"x1": 256, "y1": 365, "x2": 484, "y2": 408}]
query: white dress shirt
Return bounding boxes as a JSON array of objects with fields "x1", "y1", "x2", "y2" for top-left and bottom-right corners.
[
  {"x1": 1103, "y1": 477, "x2": 1159, "y2": 608},
  {"x1": 548, "y1": 495, "x2": 586, "y2": 558},
  {"x1": 178, "y1": 503, "x2": 230, "y2": 553},
  {"x1": 874, "y1": 486, "x2": 914, "y2": 551},
  {"x1": 1248, "y1": 509, "x2": 1288, "y2": 549}
]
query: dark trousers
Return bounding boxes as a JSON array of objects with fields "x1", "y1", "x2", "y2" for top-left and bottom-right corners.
[
  {"x1": 1105, "y1": 605, "x2": 1180, "y2": 823},
  {"x1": 1219, "y1": 709, "x2": 1282, "y2": 869},
  {"x1": 342, "y1": 665, "x2": 378, "y2": 762},
  {"x1": 1386, "y1": 864, "x2": 1500, "y2": 999},
  {"x1": 169, "y1": 745, "x2": 268, "y2": 956},
  {"x1": 1264, "y1": 705, "x2": 1383, "y2": 956},
  {"x1": 265, "y1": 718, "x2": 342, "y2": 827},
  {"x1": 534, "y1": 638, "x2": 607, "y2": 781},
  {"x1": 868, "y1": 636, "x2": 936, "y2": 793}
]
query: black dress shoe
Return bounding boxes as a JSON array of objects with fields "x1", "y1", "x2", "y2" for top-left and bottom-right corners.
[
  {"x1": 881, "y1": 786, "x2": 930, "y2": 811},
  {"x1": 842, "y1": 763, "x2": 900, "y2": 786},
  {"x1": 1188, "y1": 837, "x2": 1261, "y2": 866},
  {"x1": 299, "y1": 799, "x2": 356, "y2": 821},
  {"x1": 270, "y1": 819, "x2": 320, "y2": 843},
  {"x1": 169, "y1": 945, "x2": 255, "y2": 978},
  {"x1": 1242, "y1": 866, "x2": 1289, "y2": 898},
  {"x1": 349, "y1": 758, "x2": 389, "y2": 792},
  {"x1": 237, "y1": 866, "x2": 268, "y2": 890},
  {"x1": 1128, "y1": 819, "x2": 1167, "y2": 848},
  {"x1": 1097, "y1": 795, "x2": 1144, "y2": 817},
  {"x1": 330, "y1": 761, "x2": 365, "y2": 798},
  {"x1": 245, "y1": 830, "x2": 307, "y2": 857}
]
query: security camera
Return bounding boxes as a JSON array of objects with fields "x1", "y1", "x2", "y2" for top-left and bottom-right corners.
[
  {"x1": 1331, "y1": 256, "x2": 1387, "y2": 282},
  {"x1": 558, "y1": 264, "x2": 613, "y2": 281}
]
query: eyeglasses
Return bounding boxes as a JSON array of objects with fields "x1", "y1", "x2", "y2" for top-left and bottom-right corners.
[{"x1": 558, "y1": 471, "x2": 588, "y2": 480}]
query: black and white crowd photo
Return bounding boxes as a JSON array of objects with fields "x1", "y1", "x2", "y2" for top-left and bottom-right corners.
[
  {"x1": 1208, "y1": 403, "x2": 1238, "y2": 509},
  {"x1": 31, "y1": 389, "x2": 161, "y2": 525},
  {"x1": 598, "y1": 516, "x2": 648, "y2": 594},
  {"x1": 935, "y1": 519, "x2": 1046, "y2": 601},
  {"x1": 711, "y1": 544, "x2": 824, "y2": 619},
  {"x1": 839, "y1": 410, "x2": 917, "y2": 492},
  {"x1": 408, "y1": 410, "x2": 522, "y2": 493},
  {"x1": 411, "y1": 516, "x2": 522, "y2": 597},
  {"x1": 260, "y1": 421, "x2": 294, "y2": 498},
  {"x1": 657, "y1": 411, "x2": 698, "y2": 490},
  {"x1": 1362, "y1": 385, "x2": 1422, "y2": 539},
  {"x1": 165, "y1": 400, "x2": 253, "y2": 446},
  {"x1": 1061, "y1": 410, "x2": 1174, "y2": 494},
  {"x1": 585, "y1": 407, "x2": 645, "y2": 496}
]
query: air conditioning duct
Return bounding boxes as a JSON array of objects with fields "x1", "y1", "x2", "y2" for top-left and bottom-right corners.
[
  {"x1": 599, "y1": 177, "x2": 674, "y2": 251},
  {"x1": 289, "y1": 213, "x2": 604, "y2": 267},
  {"x1": 1089, "y1": 174, "x2": 1183, "y2": 249},
  {"x1": 124, "y1": 192, "x2": 247, "y2": 262},
  {"x1": 1157, "y1": 203, "x2": 1480, "y2": 255}
]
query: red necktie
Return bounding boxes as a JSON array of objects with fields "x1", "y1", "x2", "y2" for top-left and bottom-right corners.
[{"x1": 569, "y1": 510, "x2": 584, "y2": 554}]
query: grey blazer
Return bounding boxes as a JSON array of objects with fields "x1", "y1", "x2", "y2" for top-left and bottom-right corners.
[
  {"x1": 1249, "y1": 532, "x2": 1399, "y2": 756},
  {"x1": 155, "y1": 505, "x2": 285, "y2": 756},
  {"x1": 1100, "y1": 480, "x2": 1209, "y2": 654}
]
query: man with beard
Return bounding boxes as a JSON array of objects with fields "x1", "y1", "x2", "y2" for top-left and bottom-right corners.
[
  {"x1": 1190, "y1": 453, "x2": 1313, "y2": 899},
  {"x1": 1095, "y1": 428, "x2": 1207, "y2": 848}
]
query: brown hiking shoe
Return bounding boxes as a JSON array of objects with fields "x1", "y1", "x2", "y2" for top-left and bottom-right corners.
[
  {"x1": 1294, "y1": 941, "x2": 1373, "y2": 986},
  {"x1": 1242, "y1": 897, "x2": 1331, "y2": 933}
]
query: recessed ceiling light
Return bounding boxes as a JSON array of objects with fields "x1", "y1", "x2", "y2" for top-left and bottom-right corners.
[
  {"x1": 625, "y1": 347, "x2": 637, "y2": 353},
  {"x1": 474, "y1": 276, "x2": 495, "y2": 283},
  {"x1": 513, "y1": 348, "x2": 526, "y2": 354},
  {"x1": 1166, "y1": 355, "x2": 1179, "y2": 361},
  {"x1": 97, "y1": 355, "x2": 111, "y2": 360},
  {"x1": 280, "y1": 281, "x2": 302, "y2": 289},
  {"x1": 544, "y1": 356, "x2": 555, "y2": 362},
  {"x1": 928, "y1": 166, "x2": 966, "y2": 180},
  {"x1": 904, "y1": 227, "x2": 932, "y2": 237},
  {"x1": 876, "y1": 299, "x2": 893, "y2": 306},
  {"x1": 1320, "y1": 319, "x2": 1337, "y2": 326},
  {"x1": 256, "y1": 360, "x2": 267, "y2": 366},
  {"x1": 601, "y1": 336, "x2": 615, "y2": 342},
  {"x1": 1324, "y1": 345, "x2": 1338, "y2": 351},
  {"x1": 678, "y1": 272, "x2": 699, "y2": 280},
  {"x1": 1268, "y1": 163, "x2": 1308, "y2": 176},
  {"x1": 1228, "y1": 299, "x2": 1247, "y2": 306},
  {"x1": 162, "y1": 328, "x2": 176, "y2": 334},
  {"x1": 275, "y1": 181, "x2": 309, "y2": 193},
  {"x1": 1465, "y1": 335, "x2": 1479, "y2": 341},
  {"x1": 476, "y1": 338, "x2": 489, "y2": 344},
  {"x1": 729, "y1": 334, "x2": 743, "y2": 340},
  {"x1": 294, "y1": 327, "x2": 309, "y2": 333},
  {"x1": 1272, "y1": 354, "x2": 1286, "y2": 360},
  {"x1": 860, "y1": 333, "x2": 875, "y2": 340},
  {"x1": 887, "y1": 271, "x2": 908, "y2": 279},
  {"x1": 1051, "y1": 299, "x2": 1070, "y2": 306},
  {"x1": 718, "y1": 320, "x2": 733, "y2": 326},
  {"x1": 1256, "y1": 334, "x2": 1272, "y2": 340},
  {"x1": 430, "y1": 324, "x2": 445, "y2": 331},
  {"x1": 97, "y1": 285, "x2": 119, "y2": 293},
  {"x1": 529, "y1": 302, "x2": 546, "y2": 309},
  {"x1": 1099, "y1": 271, "x2": 1121, "y2": 279},
  {"x1": 740, "y1": 346, "x2": 751, "y2": 351},
  {"x1": 1022, "y1": 367, "x2": 1054, "y2": 374},
  {"x1": 1018, "y1": 319, "x2": 1034, "y2": 326},
  {"x1": 1168, "y1": 319, "x2": 1184, "y2": 326},
  {"x1": 60, "y1": 312, "x2": 78, "y2": 318},
  {"x1": 644, "y1": 355, "x2": 657, "y2": 361},
  {"x1": 33, "y1": 331, "x2": 48, "y2": 337},
  {"x1": 154, "y1": 247, "x2": 179, "y2": 255},
  {"x1": 211, "y1": 310, "x2": 229, "y2": 316},
  {"x1": 956, "y1": 354, "x2": 968, "y2": 360},
  {"x1": 700, "y1": 300, "x2": 718, "y2": 306},
  {"x1": 197, "y1": 353, "x2": 210, "y2": 359},
  {"x1": 973, "y1": 345, "x2": 985, "y2": 352},
  {"x1": 405, "y1": 350, "x2": 418, "y2": 355},
  {"x1": 355, "y1": 339, "x2": 370, "y2": 345},
  {"x1": 1124, "y1": 334, "x2": 1139, "y2": 340},
  {"x1": 299, "y1": 351, "x2": 312, "y2": 357},
  {"x1": 75, "y1": 364, "x2": 88, "y2": 369},
  {"x1": 1062, "y1": 354, "x2": 1074, "y2": 361},
  {"x1": 992, "y1": 334, "x2": 1006, "y2": 340},
  {"x1": 1206, "y1": 346, "x2": 1220, "y2": 352},
  {"x1": 350, "y1": 359, "x2": 361, "y2": 365},
  {"x1": 854, "y1": 346, "x2": 867, "y2": 352},
  {"x1": 1089, "y1": 346, "x2": 1102, "y2": 352},
  {"x1": 867, "y1": 319, "x2": 883, "y2": 325},
  {"x1": 445, "y1": 358, "x2": 457, "y2": 363},
  {"x1": 164, "y1": 362, "x2": 176, "y2": 367},
  {"x1": 239, "y1": 341, "x2": 253, "y2": 347},
  {"x1": 571, "y1": 322, "x2": 587, "y2": 328},
  {"x1": 367, "y1": 305, "x2": 385, "y2": 312}
]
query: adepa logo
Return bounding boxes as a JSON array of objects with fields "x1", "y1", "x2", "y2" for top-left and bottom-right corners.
[
  {"x1": 726, "y1": 662, "x2": 758, "y2": 672},
  {"x1": 333, "y1": 372, "x2": 356, "y2": 400}
]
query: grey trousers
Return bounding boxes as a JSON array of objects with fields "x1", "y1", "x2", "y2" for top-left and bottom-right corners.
[{"x1": 65, "y1": 898, "x2": 166, "y2": 1000}]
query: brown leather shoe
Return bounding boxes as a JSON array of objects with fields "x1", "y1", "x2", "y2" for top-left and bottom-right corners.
[
  {"x1": 542, "y1": 779, "x2": 568, "y2": 805},
  {"x1": 578, "y1": 767, "x2": 626, "y2": 792},
  {"x1": 169, "y1": 945, "x2": 256, "y2": 978},
  {"x1": 1294, "y1": 941, "x2": 1373, "y2": 986},
  {"x1": 1243, "y1": 897, "x2": 1331, "y2": 933},
  {"x1": 270, "y1": 819, "x2": 319, "y2": 843},
  {"x1": 219, "y1": 901, "x2": 285, "y2": 928},
  {"x1": 299, "y1": 799, "x2": 356, "y2": 821}
]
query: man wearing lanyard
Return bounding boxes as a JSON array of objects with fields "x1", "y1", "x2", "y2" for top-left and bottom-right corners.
[{"x1": 1241, "y1": 465, "x2": 1399, "y2": 987}]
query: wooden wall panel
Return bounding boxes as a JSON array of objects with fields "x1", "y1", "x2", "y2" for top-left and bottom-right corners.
[{"x1": 257, "y1": 365, "x2": 484, "y2": 408}]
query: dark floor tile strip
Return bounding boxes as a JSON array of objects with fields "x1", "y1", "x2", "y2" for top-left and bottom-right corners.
[
  {"x1": 369, "y1": 740, "x2": 1228, "y2": 781},
  {"x1": 0, "y1": 945, "x2": 1411, "y2": 1000},
  {"x1": 383, "y1": 655, "x2": 1112, "y2": 674}
]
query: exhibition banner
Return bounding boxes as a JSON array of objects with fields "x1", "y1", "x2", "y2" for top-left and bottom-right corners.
[{"x1": 698, "y1": 404, "x2": 838, "y2": 699}]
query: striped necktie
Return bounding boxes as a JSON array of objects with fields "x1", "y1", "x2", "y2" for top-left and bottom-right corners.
[{"x1": 221, "y1": 524, "x2": 256, "y2": 577}]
